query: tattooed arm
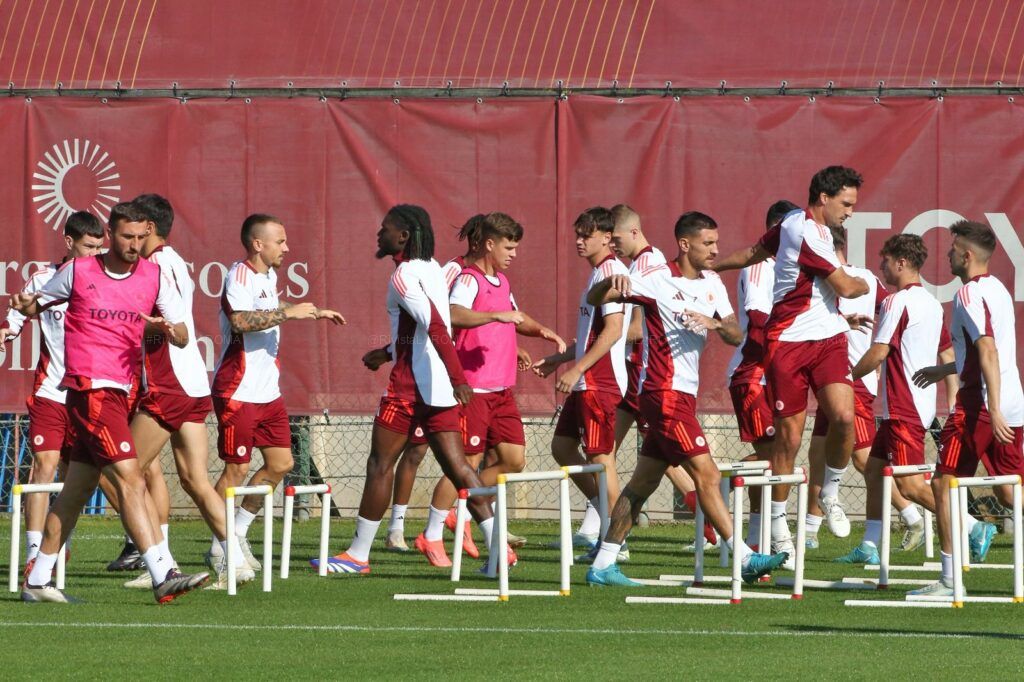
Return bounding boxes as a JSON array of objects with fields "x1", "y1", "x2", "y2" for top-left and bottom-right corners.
[{"x1": 229, "y1": 301, "x2": 318, "y2": 333}]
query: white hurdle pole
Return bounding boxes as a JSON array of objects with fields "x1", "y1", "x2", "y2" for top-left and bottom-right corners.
[
  {"x1": 496, "y1": 477, "x2": 510, "y2": 601},
  {"x1": 280, "y1": 484, "x2": 331, "y2": 579},
  {"x1": 562, "y1": 463, "x2": 609, "y2": 545},
  {"x1": 559, "y1": 474, "x2": 572, "y2": 596},
  {"x1": 958, "y1": 481, "x2": 971, "y2": 571},
  {"x1": 924, "y1": 472, "x2": 935, "y2": 559},
  {"x1": 879, "y1": 463, "x2": 934, "y2": 589},
  {"x1": 8, "y1": 483, "x2": 66, "y2": 593},
  {"x1": 225, "y1": 484, "x2": 273, "y2": 596},
  {"x1": 692, "y1": 461, "x2": 770, "y2": 576},
  {"x1": 451, "y1": 485, "x2": 498, "y2": 582}
]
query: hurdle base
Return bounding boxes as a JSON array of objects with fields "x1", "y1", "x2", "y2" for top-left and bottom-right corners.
[
  {"x1": 906, "y1": 594, "x2": 1017, "y2": 604},
  {"x1": 844, "y1": 599, "x2": 952, "y2": 608},
  {"x1": 688, "y1": 587, "x2": 791, "y2": 600},
  {"x1": 454, "y1": 588, "x2": 562, "y2": 597},
  {"x1": 625, "y1": 596, "x2": 732, "y2": 606},
  {"x1": 394, "y1": 593, "x2": 502, "y2": 602}
]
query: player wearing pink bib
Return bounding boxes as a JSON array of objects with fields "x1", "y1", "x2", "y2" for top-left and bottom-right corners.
[
  {"x1": 413, "y1": 213, "x2": 565, "y2": 567},
  {"x1": 715, "y1": 166, "x2": 870, "y2": 560},
  {"x1": 12, "y1": 202, "x2": 208, "y2": 603},
  {"x1": 534, "y1": 207, "x2": 629, "y2": 542},
  {"x1": 2, "y1": 212, "x2": 105, "y2": 575},
  {"x1": 584, "y1": 211, "x2": 788, "y2": 586},
  {"x1": 210, "y1": 213, "x2": 345, "y2": 573},
  {"x1": 910, "y1": 221, "x2": 1024, "y2": 597}
]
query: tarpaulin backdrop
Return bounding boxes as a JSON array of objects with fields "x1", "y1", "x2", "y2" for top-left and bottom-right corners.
[{"x1": 4, "y1": 95, "x2": 1024, "y2": 414}]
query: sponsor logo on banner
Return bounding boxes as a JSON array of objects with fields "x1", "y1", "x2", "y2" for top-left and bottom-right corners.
[{"x1": 31, "y1": 140, "x2": 121, "y2": 229}]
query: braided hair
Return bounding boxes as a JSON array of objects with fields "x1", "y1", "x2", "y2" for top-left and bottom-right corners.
[{"x1": 387, "y1": 204, "x2": 435, "y2": 261}]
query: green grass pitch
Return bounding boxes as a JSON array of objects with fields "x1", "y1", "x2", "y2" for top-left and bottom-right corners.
[{"x1": 2, "y1": 516, "x2": 1022, "y2": 679}]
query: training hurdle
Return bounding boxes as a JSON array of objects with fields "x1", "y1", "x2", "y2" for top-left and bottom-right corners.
[
  {"x1": 225, "y1": 484, "x2": 273, "y2": 596},
  {"x1": 694, "y1": 460, "x2": 771, "y2": 577},
  {"x1": 8, "y1": 483, "x2": 67, "y2": 592},
  {"x1": 877, "y1": 464, "x2": 936, "y2": 588},
  {"x1": 280, "y1": 484, "x2": 331, "y2": 579},
  {"x1": 628, "y1": 470, "x2": 807, "y2": 606}
]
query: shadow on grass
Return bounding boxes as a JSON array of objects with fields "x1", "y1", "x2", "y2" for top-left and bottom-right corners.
[{"x1": 783, "y1": 623, "x2": 1024, "y2": 641}]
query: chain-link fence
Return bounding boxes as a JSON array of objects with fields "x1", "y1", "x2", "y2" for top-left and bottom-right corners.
[{"x1": 0, "y1": 413, "x2": 1014, "y2": 526}]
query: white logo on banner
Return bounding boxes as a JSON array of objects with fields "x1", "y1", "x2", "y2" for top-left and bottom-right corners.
[{"x1": 31, "y1": 139, "x2": 121, "y2": 229}]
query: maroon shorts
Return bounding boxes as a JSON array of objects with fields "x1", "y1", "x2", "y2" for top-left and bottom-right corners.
[
  {"x1": 554, "y1": 390, "x2": 620, "y2": 456},
  {"x1": 408, "y1": 425, "x2": 428, "y2": 446},
  {"x1": 937, "y1": 403, "x2": 1024, "y2": 477},
  {"x1": 729, "y1": 382, "x2": 775, "y2": 443},
  {"x1": 618, "y1": 360, "x2": 650, "y2": 434},
  {"x1": 639, "y1": 390, "x2": 711, "y2": 466},
  {"x1": 140, "y1": 392, "x2": 212, "y2": 432},
  {"x1": 460, "y1": 389, "x2": 525, "y2": 454},
  {"x1": 65, "y1": 388, "x2": 138, "y2": 468},
  {"x1": 214, "y1": 396, "x2": 291, "y2": 464},
  {"x1": 812, "y1": 380, "x2": 876, "y2": 450},
  {"x1": 765, "y1": 334, "x2": 851, "y2": 417},
  {"x1": 374, "y1": 395, "x2": 462, "y2": 441},
  {"x1": 26, "y1": 395, "x2": 70, "y2": 454},
  {"x1": 869, "y1": 419, "x2": 927, "y2": 466}
]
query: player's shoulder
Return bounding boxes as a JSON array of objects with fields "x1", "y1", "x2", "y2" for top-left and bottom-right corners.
[
  {"x1": 700, "y1": 269, "x2": 723, "y2": 283},
  {"x1": 28, "y1": 262, "x2": 58, "y2": 281},
  {"x1": 601, "y1": 256, "x2": 629, "y2": 277}
]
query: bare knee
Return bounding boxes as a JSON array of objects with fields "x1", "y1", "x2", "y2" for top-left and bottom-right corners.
[
  {"x1": 267, "y1": 455, "x2": 294, "y2": 477},
  {"x1": 29, "y1": 454, "x2": 60, "y2": 483}
]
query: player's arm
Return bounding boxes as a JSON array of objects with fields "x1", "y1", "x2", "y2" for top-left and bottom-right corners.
[
  {"x1": 625, "y1": 307, "x2": 643, "y2": 344},
  {"x1": 976, "y1": 336, "x2": 1014, "y2": 443},
  {"x1": 399, "y1": 276, "x2": 470, "y2": 402},
  {"x1": 825, "y1": 268, "x2": 869, "y2": 298},
  {"x1": 586, "y1": 274, "x2": 632, "y2": 306},
  {"x1": 939, "y1": 346, "x2": 959, "y2": 413},
  {"x1": 555, "y1": 312, "x2": 624, "y2": 393},
  {"x1": 713, "y1": 243, "x2": 770, "y2": 273},
  {"x1": 278, "y1": 300, "x2": 346, "y2": 325},
  {"x1": 450, "y1": 304, "x2": 524, "y2": 329},
  {"x1": 681, "y1": 311, "x2": 742, "y2": 346},
  {"x1": 3, "y1": 278, "x2": 35, "y2": 341},
  {"x1": 12, "y1": 262, "x2": 73, "y2": 319},
  {"x1": 531, "y1": 342, "x2": 576, "y2": 377},
  {"x1": 852, "y1": 343, "x2": 890, "y2": 380},
  {"x1": 514, "y1": 312, "x2": 567, "y2": 352},
  {"x1": 151, "y1": 274, "x2": 190, "y2": 348}
]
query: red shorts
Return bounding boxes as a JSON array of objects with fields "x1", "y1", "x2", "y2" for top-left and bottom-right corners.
[
  {"x1": 460, "y1": 389, "x2": 525, "y2": 454},
  {"x1": 408, "y1": 425, "x2": 428, "y2": 446},
  {"x1": 26, "y1": 395, "x2": 70, "y2": 454},
  {"x1": 140, "y1": 392, "x2": 212, "y2": 432},
  {"x1": 869, "y1": 419, "x2": 927, "y2": 466},
  {"x1": 214, "y1": 396, "x2": 291, "y2": 464},
  {"x1": 618, "y1": 361, "x2": 650, "y2": 434},
  {"x1": 729, "y1": 382, "x2": 775, "y2": 443},
  {"x1": 766, "y1": 334, "x2": 851, "y2": 417},
  {"x1": 374, "y1": 395, "x2": 462, "y2": 441},
  {"x1": 554, "y1": 390, "x2": 619, "y2": 456},
  {"x1": 639, "y1": 390, "x2": 711, "y2": 466},
  {"x1": 812, "y1": 380, "x2": 876, "y2": 450},
  {"x1": 64, "y1": 389, "x2": 138, "y2": 468},
  {"x1": 937, "y1": 403, "x2": 1024, "y2": 477}
]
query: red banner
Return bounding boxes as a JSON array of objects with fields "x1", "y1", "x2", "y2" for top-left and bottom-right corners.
[
  {"x1": 2, "y1": 2, "x2": 1023, "y2": 90},
  {"x1": 4, "y1": 96, "x2": 1024, "y2": 414}
]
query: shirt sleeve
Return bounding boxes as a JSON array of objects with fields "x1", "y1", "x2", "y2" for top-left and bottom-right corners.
[
  {"x1": 872, "y1": 294, "x2": 903, "y2": 346},
  {"x1": 448, "y1": 273, "x2": 480, "y2": 309},
  {"x1": 622, "y1": 272, "x2": 658, "y2": 306},
  {"x1": 756, "y1": 224, "x2": 782, "y2": 256},
  {"x1": 2, "y1": 271, "x2": 43, "y2": 336},
  {"x1": 873, "y1": 277, "x2": 888, "y2": 313},
  {"x1": 223, "y1": 267, "x2": 256, "y2": 313},
  {"x1": 37, "y1": 261, "x2": 74, "y2": 308},
  {"x1": 796, "y1": 223, "x2": 840, "y2": 279},
  {"x1": 154, "y1": 271, "x2": 187, "y2": 324},
  {"x1": 395, "y1": 266, "x2": 467, "y2": 386},
  {"x1": 938, "y1": 317, "x2": 952, "y2": 353},
  {"x1": 956, "y1": 283, "x2": 992, "y2": 342},
  {"x1": 710, "y1": 275, "x2": 734, "y2": 320},
  {"x1": 598, "y1": 266, "x2": 627, "y2": 318},
  {"x1": 741, "y1": 263, "x2": 773, "y2": 314}
]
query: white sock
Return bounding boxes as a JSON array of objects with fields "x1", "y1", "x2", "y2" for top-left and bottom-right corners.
[
  {"x1": 821, "y1": 465, "x2": 847, "y2": 499},
  {"x1": 479, "y1": 517, "x2": 495, "y2": 549},
  {"x1": 424, "y1": 506, "x2": 447, "y2": 541},
  {"x1": 578, "y1": 498, "x2": 602, "y2": 536},
  {"x1": 27, "y1": 550, "x2": 57, "y2": 586},
  {"x1": 25, "y1": 530, "x2": 43, "y2": 561},
  {"x1": 234, "y1": 507, "x2": 257, "y2": 537},
  {"x1": 805, "y1": 514, "x2": 823, "y2": 535},
  {"x1": 727, "y1": 537, "x2": 754, "y2": 567},
  {"x1": 389, "y1": 504, "x2": 408, "y2": 533},
  {"x1": 210, "y1": 535, "x2": 223, "y2": 556},
  {"x1": 863, "y1": 520, "x2": 882, "y2": 546},
  {"x1": 940, "y1": 551, "x2": 953, "y2": 582},
  {"x1": 963, "y1": 514, "x2": 979, "y2": 535},
  {"x1": 746, "y1": 513, "x2": 762, "y2": 546},
  {"x1": 347, "y1": 516, "x2": 382, "y2": 563},
  {"x1": 592, "y1": 541, "x2": 621, "y2": 570},
  {"x1": 899, "y1": 505, "x2": 923, "y2": 526},
  {"x1": 160, "y1": 524, "x2": 169, "y2": 544},
  {"x1": 219, "y1": 536, "x2": 243, "y2": 560},
  {"x1": 771, "y1": 501, "x2": 790, "y2": 542},
  {"x1": 143, "y1": 544, "x2": 174, "y2": 584}
]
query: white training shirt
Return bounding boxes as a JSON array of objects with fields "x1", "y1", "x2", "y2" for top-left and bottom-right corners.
[
  {"x1": 837, "y1": 263, "x2": 886, "y2": 396},
  {"x1": 573, "y1": 254, "x2": 630, "y2": 395},
  {"x1": 873, "y1": 283, "x2": 950, "y2": 427},
  {"x1": 3, "y1": 264, "x2": 67, "y2": 403},
  {"x1": 726, "y1": 258, "x2": 774, "y2": 382},
  {"x1": 212, "y1": 261, "x2": 281, "y2": 403},
  {"x1": 950, "y1": 274, "x2": 1024, "y2": 426}
]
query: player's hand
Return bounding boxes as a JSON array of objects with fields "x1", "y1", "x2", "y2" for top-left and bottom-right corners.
[
  {"x1": 315, "y1": 308, "x2": 346, "y2": 325},
  {"x1": 681, "y1": 310, "x2": 719, "y2": 334},
  {"x1": 493, "y1": 310, "x2": 525, "y2": 325},
  {"x1": 555, "y1": 367, "x2": 582, "y2": 394},
  {"x1": 531, "y1": 354, "x2": 562, "y2": 378},
  {"x1": 284, "y1": 302, "x2": 319, "y2": 320},
  {"x1": 139, "y1": 313, "x2": 184, "y2": 345},
  {"x1": 845, "y1": 313, "x2": 873, "y2": 333},
  {"x1": 539, "y1": 327, "x2": 567, "y2": 353},
  {"x1": 991, "y1": 410, "x2": 1015, "y2": 444},
  {"x1": 516, "y1": 347, "x2": 532, "y2": 371},
  {"x1": 362, "y1": 347, "x2": 391, "y2": 371},
  {"x1": 0, "y1": 328, "x2": 13, "y2": 344},
  {"x1": 607, "y1": 274, "x2": 632, "y2": 298},
  {"x1": 912, "y1": 365, "x2": 944, "y2": 388},
  {"x1": 10, "y1": 292, "x2": 40, "y2": 313},
  {"x1": 454, "y1": 383, "x2": 473, "y2": 405}
]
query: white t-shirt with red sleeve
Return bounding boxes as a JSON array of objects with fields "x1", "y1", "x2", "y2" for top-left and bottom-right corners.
[
  {"x1": 573, "y1": 254, "x2": 630, "y2": 395},
  {"x1": 726, "y1": 257, "x2": 774, "y2": 384},
  {"x1": 838, "y1": 263, "x2": 887, "y2": 396},
  {"x1": 3, "y1": 264, "x2": 68, "y2": 403}
]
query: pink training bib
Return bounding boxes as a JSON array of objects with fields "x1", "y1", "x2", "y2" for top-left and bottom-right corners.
[{"x1": 454, "y1": 266, "x2": 518, "y2": 389}]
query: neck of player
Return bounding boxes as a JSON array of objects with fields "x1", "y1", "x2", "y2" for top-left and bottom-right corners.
[
  {"x1": 674, "y1": 254, "x2": 700, "y2": 279},
  {"x1": 247, "y1": 253, "x2": 270, "y2": 274}
]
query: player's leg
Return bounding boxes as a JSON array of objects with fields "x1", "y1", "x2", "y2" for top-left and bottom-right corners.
[
  {"x1": 233, "y1": 444, "x2": 292, "y2": 571},
  {"x1": 805, "y1": 430, "x2": 827, "y2": 545},
  {"x1": 743, "y1": 441, "x2": 772, "y2": 548},
  {"x1": 416, "y1": 452, "x2": 484, "y2": 567},
  {"x1": 767, "y1": 410, "x2": 806, "y2": 551},
  {"x1": 387, "y1": 441, "x2": 429, "y2": 551},
  {"x1": 24, "y1": 450, "x2": 60, "y2": 566},
  {"x1": 815, "y1": 381, "x2": 856, "y2": 536},
  {"x1": 835, "y1": 454, "x2": 885, "y2": 564}
]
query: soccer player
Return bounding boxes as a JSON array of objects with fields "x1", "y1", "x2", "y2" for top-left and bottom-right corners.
[
  {"x1": 909, "y1": 220, "x2": 1022, "y2": 597},
  {"x1": 210, "y1": 214, "x2": 345, "y2": 572},
  {"x1": 727, "y1": 200, "x2": 796, "y2": 550},
  {"x1": 715, "y1": 166, "x2": 870, "y2": 559},
  {"x1": 315, "y1": 205, "x2": 505, "y2": 575},
  {"x1": 831, "y1": 234, "x2": 961, "y2": 564},
  {"x1": 583, "y1": 211, "x2": 788, "y2": 586},
  {"x1": 533, "y1": 207, "x2": 629, "y2": 554},
  {"x1": 2, "y1": 212, "x2": 105, "y2": 575},
  {"x1": 806, "y1": 224, "x2": 888, "y2": 548},
  {"x1": 12, "y1": 202, "x2": 208, "y2": 603},
  {"x1": 414, "y1": 212, "x2": 565, "y2": 566}
]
